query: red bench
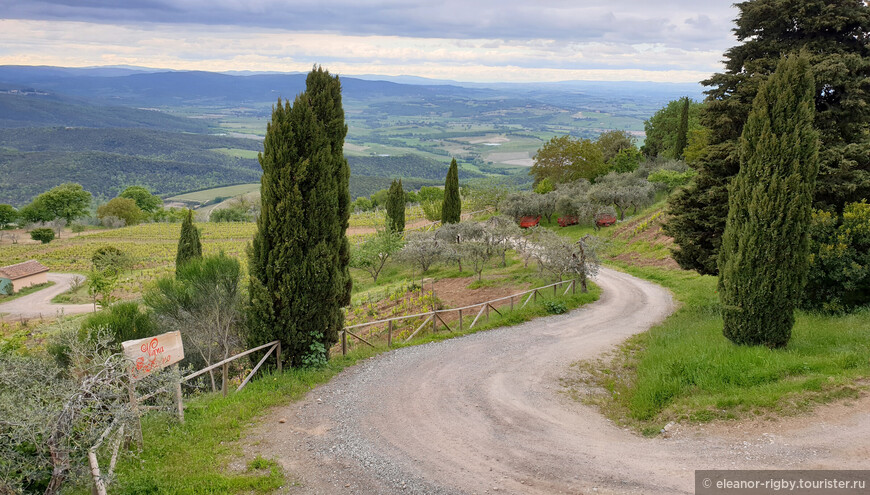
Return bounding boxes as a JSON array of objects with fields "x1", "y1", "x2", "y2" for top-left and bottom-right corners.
[
  {"x1": 519, "y1": 216, "x2": 541, "y2": 228},
  {"x1": 557, "y1": 216, "x2": 579, "y2": 227},
  {"x1": 595, "y1": 215, "x2": 617, "y2": 229}
]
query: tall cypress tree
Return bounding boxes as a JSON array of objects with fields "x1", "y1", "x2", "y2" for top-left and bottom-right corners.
[
  {"x1": 674, "y1": 97, "x2": 689, "y2": 159},
  {"x1": 247, "y1": 66, "x2": 351, "y2": 367},
  {"x1": 386, "y1": 179, "x2": 405, "y2": 232},
  {"x1": 175, "y1": 209, "x2": 202, "y2": 269},
  {"x1": 666, "y1": 0, "x2": 870, "y2": 275},
  {"x1": 718, "y1": 54, "x2": 819, "y2": 348},
  {"x1": 442, "y1": 158, "x2": 461, "y2": 224}
]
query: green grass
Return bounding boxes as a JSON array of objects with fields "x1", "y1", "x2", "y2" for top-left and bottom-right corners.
[
  {"x1": 51, "y1": 280, "x2": 89, "y2": 304},
  {"x1": 0, "y1": 281, "x2": 55, "y2": 303},
  {"x1": 572, "y1": 263, "x2": 870, "y2": 433}
]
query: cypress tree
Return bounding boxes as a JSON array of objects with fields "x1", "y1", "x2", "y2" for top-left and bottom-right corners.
[
  {"x1": 666, "y1": 0, "x2": 870, "y2": 276},
  {"x1": 175, "y1": 209, "x2": 202, "y2": 269},
  {"x1": 386, "y1": 179, "x2": 405, "y2": 232},
  {"x1": 442, "y1": 158, "x2": 461, "y2": 224},
  {"x1": 674, "y1": 97, "x2": 689, "y2": 159},
  {"x1": 718, "y1": 54, "x2": 819, "y2": 348},
  {"x1": 247, "y1": 66, "x2": 351, "y2": 367}
]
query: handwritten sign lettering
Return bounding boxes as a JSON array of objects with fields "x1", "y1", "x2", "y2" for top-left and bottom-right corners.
[{"x1": 122, "y1": 331, "x2": 184, "y2": 381}]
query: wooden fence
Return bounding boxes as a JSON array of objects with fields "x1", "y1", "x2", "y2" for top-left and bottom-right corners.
[
  {"x1": 89, "y1": 341, "x2": 281, "y2": 494},
  {"x1": 340, "y1": 277, "x2": 579, "y2": 354}
]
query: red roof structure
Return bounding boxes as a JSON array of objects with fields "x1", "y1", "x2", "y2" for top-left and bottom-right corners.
[{"x1": 0, "y1": 260, "x2": 50, "y2": 280}]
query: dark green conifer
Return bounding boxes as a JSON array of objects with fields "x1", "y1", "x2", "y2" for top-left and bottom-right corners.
[
  {"x1": 666, "y1": 0, "x2": 870, "y2": 275},
  {"x1": 386, "y1": 179, "x2": 405, "y2": 232},
  {"x1": 247, "y1": 66, "x2": 351, "y2": 367},
  {"x1": 675, "y1": 97, "x2": 689, "y2": 159},
  {"x1": 441, "y1": 158, "x2": 461, "y2": 224},
  {"x1": 718, "y1": 55, "x2": 819, "y2": 348},
  {"x1": 175, "y1": 209, "x2": 202, "y2": 269}
]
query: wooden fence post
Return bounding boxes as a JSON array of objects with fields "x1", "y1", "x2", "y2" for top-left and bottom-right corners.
[
  {"x1": 173, "y1": 364, "x2": 184, "y2": 423},
  {"x1": 572, "y1": 279, "x2": 576, "y2": 294},
  {"x1": 221, "y1": 363, "x2": 228, "y2": 397},
  {"x1": 432, "y1": 311, "x2": 437, "y2": 332},
  {"x1": 388, "y1": 320, "x2": 393, "y2": 347},
  {"x1": 554, "y1": 284, "x2": 557, "y2": 297},
  {"x1": 276, "y1": 341, "x2": 282, "y2": 373},
  {"x1": 127, "y1": 371, "x2": 143, "y2": 448},
  {"x1": 486, "y1": 304, "x2": 490, "y2": 323},
  {"x1": 533, "y1": 290, "x2": 537, "y2": 303},
  {"x1": 458, "y1": 309, "x2": 463, "y2": 332},
  {"x1": 342, "y1": 330, "x2": 347, "y2": 356},
  {"x1": 510, "y1": 296, "x2": 514, "y2": 312}
]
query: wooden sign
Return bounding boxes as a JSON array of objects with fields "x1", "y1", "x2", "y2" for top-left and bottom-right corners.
[{"x1": 122, "y1": 331, "x2": 185, "y2": 381}]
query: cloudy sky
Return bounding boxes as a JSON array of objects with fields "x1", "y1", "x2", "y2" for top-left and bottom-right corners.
[{"x1": 0, "y1": 1, "x2": 739, "y2": 83}]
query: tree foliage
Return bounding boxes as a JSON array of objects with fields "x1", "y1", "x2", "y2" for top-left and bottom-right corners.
[
  {"x1": 531, "y1": 135, "x2": 607, "y2": 185},
  {"x1": 29, "y1": 183, "x2": 92, "y2": 225},
  {"x1": 97, "y1": 197, "x2": 144, "y2": 227},
  {"x1": 667, "y1": 0, "x2": 870, "y2": 276},
  {"x1": 675, "y1": 97, "x2": 690, "y2": 159},
  {"x1": 119, "y1": 186, "x2": 162, "y2": 213},
  {"x1": 596, "y1": 130, "x2": 636, "y2": 163},
  {"x1": 386, "y1": 179, "x2": 405, "y2": 232},
  {"x1": 175, "y1": 209, "x2": 202, "y2": 269},
  {"x1": 642, "y1": 99, "x2": 704, "y2": 159},
  {"x1": 246, "y1": 66, "x2": 352, "y2": 367},
  {"x1": 0, "y1": 204, "x2": 17, "y2": 228},
  {"x1": 442, "y1": 158, "x2": 461, "y2": 224},
  {"x1": 718, "y1": 55, "x2": 819, "y2": 348}
]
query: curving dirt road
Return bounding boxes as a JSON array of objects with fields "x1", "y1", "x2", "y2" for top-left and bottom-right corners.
[
  {"x1": 245, "y1": 268, "x2": 870, "y2": 494},
  {"x1": 0, "y1": 273, "x2": 94, "y2": 319}
]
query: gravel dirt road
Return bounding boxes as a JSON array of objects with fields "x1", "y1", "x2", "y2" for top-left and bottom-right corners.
[
  {"x1": 0, "y1": 273, "x2": 93, "y2": 319},
  {"x1": 244, "y1": 267, "x2": 870, "y2": 494}
]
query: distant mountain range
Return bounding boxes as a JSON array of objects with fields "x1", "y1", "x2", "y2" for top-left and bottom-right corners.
[{"x1": 0, "y1": 65, "x2": 705, "y2": 206}]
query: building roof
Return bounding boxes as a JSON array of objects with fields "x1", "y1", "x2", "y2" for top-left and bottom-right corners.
[{"x1": 0, "y1": 260, "x2": 50, "y2": 280}]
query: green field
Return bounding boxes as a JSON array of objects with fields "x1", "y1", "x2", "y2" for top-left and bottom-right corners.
[
  {"x1": 168, "y1": 184, "x2": 261, "y2": 204},
  {"x1": 212, "y1": 148, "x2": 260, "y2": 159}
]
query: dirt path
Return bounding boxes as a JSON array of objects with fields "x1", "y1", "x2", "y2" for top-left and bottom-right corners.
[
  {"x1": 244, "y1": 268, "x2": 870, "y2": 494},
  {"x1": 0, "y1": 273, "x2": 93, "y2": 319}
]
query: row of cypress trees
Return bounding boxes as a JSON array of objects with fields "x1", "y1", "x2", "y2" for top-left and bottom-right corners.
[{"x1": 170, "y1": 67, "x2": 466, "y2": 366}]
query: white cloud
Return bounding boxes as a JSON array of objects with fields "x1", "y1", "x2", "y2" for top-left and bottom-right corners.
[{"x1": 0, "y1": 16, "x2": 732, "y2": 82}]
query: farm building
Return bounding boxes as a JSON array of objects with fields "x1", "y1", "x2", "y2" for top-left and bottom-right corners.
[{"x1": 0, "y1": 260, "x2": 50, "y2": 294}]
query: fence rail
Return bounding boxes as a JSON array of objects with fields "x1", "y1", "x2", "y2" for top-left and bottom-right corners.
[{"x1": 340, "y1": 277, "x2": 578, "y2": 354}]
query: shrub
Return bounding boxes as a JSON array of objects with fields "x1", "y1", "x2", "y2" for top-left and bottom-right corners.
[
  {"x1": 802, "y1": 202, "x2": 870, "y2": 312},
  {"x1": 29, "y1": 227, "x2": 54, "y2": 244},
  {"x1": 543, "y1": 300, "x2": 568, "y2": 315},
  {"x1": 80, "y1": 302, "x2": 159, "y2": 347}
]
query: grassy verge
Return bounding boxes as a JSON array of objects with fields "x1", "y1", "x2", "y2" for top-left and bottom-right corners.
[
  {"x1": 0, "y1": 281, "x2": 55, "y2": 303},
  {"x1": 104, "y1": 281, "x2": 599, "y2": 494},
  {"x1": 568, "y1": 262, "x2": 870, "y2": 436},
  {"x1": 51, "y1": 281, "x2": 90, "y2": 304}
]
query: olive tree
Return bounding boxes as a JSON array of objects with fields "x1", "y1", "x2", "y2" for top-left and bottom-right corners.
[
  {"x1": 350, "y1": 229, "x2": 404, "y2": 283},
  {"x1": 397, "y1": 231, "x2": 442, "y2": 290}
]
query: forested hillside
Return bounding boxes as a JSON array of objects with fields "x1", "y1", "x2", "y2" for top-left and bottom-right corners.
[
  {"x1": 0, "y1": 150, "x2": 261, "y2": 204},
  {"x1": 0, "y1": 93, "x2": 209, "y2": 132}
]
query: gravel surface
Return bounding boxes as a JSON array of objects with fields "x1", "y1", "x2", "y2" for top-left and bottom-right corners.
[
  {"x1": 0, "y1": 273, "x2": 93, "y2": 319},
  {"x1": 243, "y1": 268, "x2": 870, "y2": 494}
]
